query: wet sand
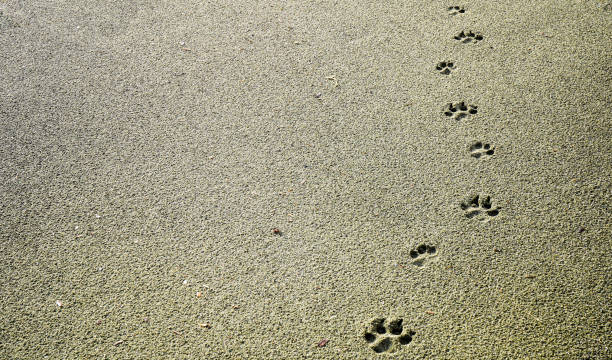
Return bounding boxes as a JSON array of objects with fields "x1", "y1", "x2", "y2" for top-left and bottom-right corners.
[{"x1": 0, "y1": 0, "x2": 611, "y2": 358}]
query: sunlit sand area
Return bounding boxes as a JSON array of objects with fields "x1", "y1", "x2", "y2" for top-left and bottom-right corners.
[{"x1": 1, "y1": 0, "x2": 610, "y2": 358}]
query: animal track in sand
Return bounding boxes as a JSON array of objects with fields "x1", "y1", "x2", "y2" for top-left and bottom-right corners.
[
  {"x1": 447, "y1": 6, "x2": 466, "y2": 15},
  {"x1": 436, "y1": 61, "x2": 455, "y2": 75},
  {"x1": 454, "y1": 30, "x2": 484, "y2": 44},
  {"x1": 363, "y1": 318, "x2": 415, "y2": 354},
  {"x1": 469, "y1": 141, "x2": 495, "y2": 158},
  {"x1": 444, "y1": 101, "x2": 478, "y2": 121},
  {"x1": 409, "y1": 244, "x2": 437, "y2": 267},
  {"x1": 460, "y1": 194, "x2": 501, "y2": 221}
]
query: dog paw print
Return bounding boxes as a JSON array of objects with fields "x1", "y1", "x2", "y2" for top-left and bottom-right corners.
[
  {"x1": 364, "y1": 318, "x2": 415, "y2": 354},
  {"x1": 444, "y1": 102, "x2": 477, "y2": 121},
  {"x1": 454, "y1": 30, "x2": 483, "y2": 44},
  {"x1": 460, "y1": 195, "x2": 500, "y2": 221},
  {"x1": 436, "y1": 61, "x2": 455, "y2": 75},
  {"x1": 470, "y1": 141, "x2": 495, "y2": 158},
  {"x1": 447, "y1": 6, "x2": 466, "y2": 15},
  {"x1": 410, "y1": 244, "x2": 437, "y2": 267}
]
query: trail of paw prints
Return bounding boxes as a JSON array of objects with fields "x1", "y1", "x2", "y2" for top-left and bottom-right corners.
[
  {"x1": 436, "y1": 61, "x2": 455, "y2": 75},
  {"x1": 364, "y1": 318, "x2": 415, "y2": 354},
  {"x1": 460, "y1": 195, "x2": 501, "y2": 221},
  {"x1": 409, "y1": 244, "x2": 437, "y2": 267},
  {"x1": 447, "y1": 6, "x2": 466, "y2": 15},
  {"x1": 444, "y1": 101, "x2": 477, "y2": 121},
  {"x1": 454, "y1": 30, "x2": 483, "y2": 44},
  {"x1": 470, "y1": 141, "x2": 495, "y2": 158}
]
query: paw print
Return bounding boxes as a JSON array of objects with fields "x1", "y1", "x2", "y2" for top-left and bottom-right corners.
[
  {"x1": 469, "y1": 141, "x2": 495, "y2": 158},
  {"x1": 447, "y1": 6, "x2": 466, "y2": 15},
  {"x1": 454, "y1": 30, "x2": 483, "y2": 44},
  {"x1": 436, "y1": 61, "x2": 455, "y2": 75},
  {"x1": 460, "y1": 195, "x2": 501, "y2": 221},
  {"x1": 364, "y1": 318, "x2": 415, "y2": 354},
  {"x1": 409, "y1": 244, "x2": 437, "y2": 267},
  {"x1": 444, "y1": 102, "x2": 477, "y2": 121}
]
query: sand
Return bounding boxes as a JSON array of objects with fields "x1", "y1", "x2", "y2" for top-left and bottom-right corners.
[{"x1": 0, "y1": 0, "x2": 610, "y2": 358}]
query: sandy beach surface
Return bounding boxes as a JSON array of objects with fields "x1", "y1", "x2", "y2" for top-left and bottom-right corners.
[{"x1": 1, "y1": 0, "x2": 610, "y2": 358}]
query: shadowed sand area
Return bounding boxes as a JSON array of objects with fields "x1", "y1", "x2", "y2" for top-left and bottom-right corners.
[{"x1": 1, "y1": 0, "x2": 611, "y2": 358}]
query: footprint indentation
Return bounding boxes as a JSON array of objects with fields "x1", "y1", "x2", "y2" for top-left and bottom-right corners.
[
  {"x1": 364, "y1": 318, "x2": 415, "y2": 354},
  {"x1": 409, "y1": 244, "x2": 437, "y2": 267},
  {"x1": 460, "y1": 195, "x2": 501, "y2": 221},
  {"x1": 447, "y1": 6, "x2": 466, "y2": 15},
  {"x1": 454, "y1": 30, "x2": 484, "y2": 44},
  {"x1": 469, "y1": 141, "x2": 495, "y2": 158},
  {"x1": 436, "y1": 61, "x2": 455, "y2": 75},
  {"x1": 444, "y1": 102, "x2": 477, "y2": 121}
]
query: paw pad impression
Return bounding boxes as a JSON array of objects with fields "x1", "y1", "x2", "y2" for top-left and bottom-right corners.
[
  {"x1": 454, "y1": 30, "x2": 483, "y2": 43},
  {"x1": 364, "y1": 318, "x2": 415, "y2": 353},
  {"x1": 460, "y1": 194, "x2": 501, "y2": 221},
  {"x1": 447, "y1": 6, "x2": 466, "y2": 15},
  {"x1": 469, "y1": 141, "x2": 495, "y2": 158},
  {"x1": 444, "y1": 102, "x2": 477, "y2": 121},
  {"x1": 436, "y1": 61, "x2": 455, "y2": 75},
  {"x1": 409, "y1": 244, "x2": 437, "y2": 266}
]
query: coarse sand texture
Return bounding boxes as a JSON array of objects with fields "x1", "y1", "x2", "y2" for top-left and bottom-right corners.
[{"x1": 0, "y1": 0, "x2": 610, "y2": 359}]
